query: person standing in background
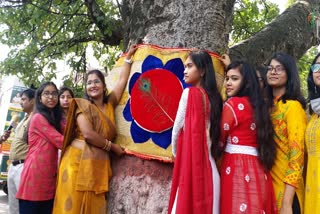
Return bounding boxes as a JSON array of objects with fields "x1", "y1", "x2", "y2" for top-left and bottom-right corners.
[
  {"x1": 266, "y1": 53, "x2": 306, "y2": 214},
  {"x1": 0, "y1": 88, "x2": 35, "y2": 214},
  {"x1": 59, "y1": 86, "x2": 74, "y2": 126},
  {"x1": 304, "y1": 53, "x2": 320, "y2": 214}
]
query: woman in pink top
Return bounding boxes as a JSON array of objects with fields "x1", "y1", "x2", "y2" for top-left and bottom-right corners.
[{"x1": 16, "y1": 82, "x2": 64, "y2": 214}]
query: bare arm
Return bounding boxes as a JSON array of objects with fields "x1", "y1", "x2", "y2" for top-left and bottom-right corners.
[
  {"x1": 280, "y1": 184, "x2": 296, "y2": 214},
  {"x1": 110, "y1": 45, "x2": 138, "y2": 106},
  {"x1": 77, "y1": 113, "x2": 124, "y2": 156}
]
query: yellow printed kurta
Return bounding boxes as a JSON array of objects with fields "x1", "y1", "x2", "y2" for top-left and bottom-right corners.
[
  {"x1": 270, "y1": 100, "x2": 306, "y2": 212},
  {"x1": 304, "y1": 113, "x2": 320, "y2": 214},
  {"x1": 53, "y1": 99, "x2": 116, "y2": 214}
]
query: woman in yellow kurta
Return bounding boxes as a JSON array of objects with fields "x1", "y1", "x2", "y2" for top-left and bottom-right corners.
[
  {"x1": 266, "y1": 53, "x2": 306, "y2": 214},
  {"x1": 53, "y1": 45, "x2": 137, "y2": 214},
  {"x1": 304, "y1": 53, "x2": 320, "y2": 214}
]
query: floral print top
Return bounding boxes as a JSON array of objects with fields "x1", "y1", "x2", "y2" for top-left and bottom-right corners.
[{"x1": 270, "y1": 99, "x2": 306, "y2": 210}]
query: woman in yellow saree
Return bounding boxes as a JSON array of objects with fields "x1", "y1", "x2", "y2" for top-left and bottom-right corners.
[{"x1": 53, "y1": 45, "x2": 137, "y2": 214}]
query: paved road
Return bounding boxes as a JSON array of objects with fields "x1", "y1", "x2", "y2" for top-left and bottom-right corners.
[{"x1": 0, "y1": 190, "x2": 8, "y2": 213}]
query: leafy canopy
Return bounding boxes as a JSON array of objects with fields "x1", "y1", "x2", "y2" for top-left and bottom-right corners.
[
  {"x1": 231, "y1": 0, "x2": 279, "y2": 44},
  {"x1": 0, "y1": 0, "x2": 121, "y2": 88}
]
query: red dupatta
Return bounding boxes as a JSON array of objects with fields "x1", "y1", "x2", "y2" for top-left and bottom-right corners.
[{"x1": 168, "y1": 87, "x2": 213, "y2": 214}]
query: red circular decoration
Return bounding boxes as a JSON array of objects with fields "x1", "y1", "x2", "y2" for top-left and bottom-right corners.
[{"x1": 131, "y1": 69, "x2": 183, "y2": 133}]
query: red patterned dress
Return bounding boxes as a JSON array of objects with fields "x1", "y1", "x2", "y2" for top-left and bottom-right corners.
[{"x1": 220, "y1": 97, "x2": 277, "y2": 214}]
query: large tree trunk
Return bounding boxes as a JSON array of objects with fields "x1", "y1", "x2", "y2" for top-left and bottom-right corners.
[
  {"x1": 107, "y1": 1, "x2": 315, "y2": 213},
  {"x1": 121, "y1": 0, "x2": 235, "y2": 53}
]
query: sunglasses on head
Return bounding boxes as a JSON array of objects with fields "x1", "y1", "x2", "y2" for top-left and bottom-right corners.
[{"x1": 311, "y1": 63, "x2": 320, "y2": 73}]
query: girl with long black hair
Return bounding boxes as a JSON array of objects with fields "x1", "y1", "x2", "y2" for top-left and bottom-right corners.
[
  {"x1": 220, "y1": 61, "x2": 277, "y2": 213},
  {"x1": 266, "y1": 53, "x2": 306, "y2": 214},
  {"x1": 168, "y1": 50, "x2": 223, "y2": 214},
  {"x1": 16, "y1": 82, "x2": 64, "y2": 214}
]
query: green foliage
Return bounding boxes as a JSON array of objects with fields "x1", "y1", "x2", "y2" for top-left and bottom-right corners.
[
  {"x1": 0, "y1": 0, "x2": 121, "y2": 88},
  {"x1": 286, "y1": 0, "x2": 296, "y2": 8},
  {"x1": 231, "y1": 0, "x2": 279, "y2": 44}
]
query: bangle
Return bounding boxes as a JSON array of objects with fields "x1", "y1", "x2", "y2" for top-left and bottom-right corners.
[
  {"x1": 124, "y1": 58, "x2": 133, "y2": 64},
  {"x1": 102, "y1": 141, "x2": 108, "y2": 150},
  {"x1": 107, "y1": 141, "x2": 112, "y2": 151},
  {"x1": 103, "y1": 140, "x2": 112, "y2": 151}
]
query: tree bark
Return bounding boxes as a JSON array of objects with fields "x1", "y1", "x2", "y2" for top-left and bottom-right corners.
[
  {"x1": 229, "y1": 1, "x2": 316, "y2": 66},
  {"x1": 121, "y1": 0, "x2": 236, "y2": 53}
]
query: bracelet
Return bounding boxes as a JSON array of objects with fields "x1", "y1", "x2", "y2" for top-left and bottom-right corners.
[
  {"x1": 102, "y1": 141, "x2": 108, "y2": 150},
  {"x1": 107, "y1": 140, "x2": 112, "y2": 151},
  {"x1": 103, "y1": 140, "x2": 112, "y2": 151},
  {"x1": 124, "y1": 58, "x2": 133, "y2": 64}
]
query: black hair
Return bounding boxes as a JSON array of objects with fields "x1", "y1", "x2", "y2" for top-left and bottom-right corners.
[
  {"x1": 35, "y1": 82, "x2": 62, "y2": 133},
  {"x1": 256, "y1": 65, "x2": 267, "y2": 88},
  {"x1": 307, "y1": 52, "x2": 320, "y2": 113},
  {"x1": 188, "y1": 50, "x2": 223, "y2": 158},
  {"x1": 84, "y1": 69, "x2": 109, "y2": 103},
  {"x1": 21, "y1": 88, "x2": 35, "y2": 100},
  {"x1": 266, "y1": 52, "x2": 306, "y2": 109},
  {"x1": 21, "y1": 88, "x2": 35, "y2": 143},
  {"x1": 226, "y1": 61, "x2": 276, "y2": 170},
  {"x1": 59, "y1": 86, "x2": 75, "y2": 98}
]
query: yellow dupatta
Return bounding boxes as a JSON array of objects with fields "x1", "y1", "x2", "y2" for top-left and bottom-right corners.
[{"x1": 62, "y1": 98, "x2": 117, "y2": 194}]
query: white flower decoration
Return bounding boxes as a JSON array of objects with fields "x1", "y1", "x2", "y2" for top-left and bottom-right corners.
[
  {"x1": 250, "y1": 123, "x2": 256, "y2": 130},
  {"x1": 245, "y1": 174, "x2": 250, "y2": 182},
  {"x1": 226, "y1": 166, "x2": 231, "y2": 175},
  {"x1": 238, "y1": 103, "x2": 244, "y2": 110},
  {"x1": 240, "y1": 203, "x2": 247, "y2": 212},
  {"x1": 232, "y1": 136, "x2": 239, "y2": 144},
  {"x1": 224, "y1": 123, "x2": 230, "y2": 130}
]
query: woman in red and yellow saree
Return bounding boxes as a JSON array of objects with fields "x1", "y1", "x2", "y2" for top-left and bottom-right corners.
[
  {"x1": 53, "y1": 45, "x2": 137, "y2": 214},
  {"x1": 220, "y1": 62, "x2": 277, "y2": 214},
  {"x1": 168, "y1": 50, "x2": 223, "y2": 214},
  {"x1": 266, "y1": 53, "x2": 306, "y2": 214}
]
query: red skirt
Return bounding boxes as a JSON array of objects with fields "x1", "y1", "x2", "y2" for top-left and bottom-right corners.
[{"x1": 220, "y1": 153, "x2": 278, "y2": 214}]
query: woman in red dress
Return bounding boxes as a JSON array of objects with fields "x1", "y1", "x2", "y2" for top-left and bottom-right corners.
[
  {"x1": 168, "y1": 50, "x2": 223, "y2": 214},
  {"x1": 220, "y1": 61, "x2": 277, "y2": 213}
]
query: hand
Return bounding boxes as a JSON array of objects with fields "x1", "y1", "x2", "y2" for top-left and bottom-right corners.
[
  {"x1": 111, "y1": 143, "x2": 125, "y2": 156},
  {"x1": 126, "y1": 44, "x2": 138, "y2": 59},
  {"x1": 1, "y1": 130, "x2": 11, "y2": 142},
  {"x1": 220, "y1": 54, "x2": 231, "y2": 68}
]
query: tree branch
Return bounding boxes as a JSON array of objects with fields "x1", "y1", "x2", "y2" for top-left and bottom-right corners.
[
  {"x1": 84, "y1": 0, "x2": 123, "y2": 46},
  {"x1": 29, "y1": 2, "x2": 87, "y2": 16},
  {"x1": 229, "y1": 1, "x2": 316, "y2": 67}
]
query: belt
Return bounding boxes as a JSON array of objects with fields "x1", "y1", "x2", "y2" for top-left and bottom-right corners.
[
  {"x1": 225, "y1": 143, "x2": 258, "y2": 156},
  {"x1": 12, "y1": 160, "x2": 25, "y2": 166}
]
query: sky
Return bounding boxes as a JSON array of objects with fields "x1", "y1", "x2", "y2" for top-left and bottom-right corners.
[{"x1": 270, "y1": 0, "x2": 286, "y2": 13}]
